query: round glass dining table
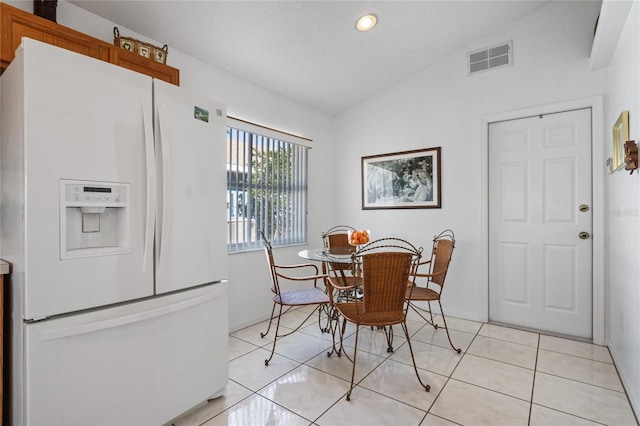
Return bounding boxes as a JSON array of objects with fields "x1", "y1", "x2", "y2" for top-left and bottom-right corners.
[{"x1": 297, "y1": 247, "x2": 355, "y2": 264}]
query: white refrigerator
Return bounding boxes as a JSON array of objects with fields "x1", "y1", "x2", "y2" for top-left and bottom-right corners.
[{"x1": 0, "y1": 38, "x2": 229, "y2": 425}]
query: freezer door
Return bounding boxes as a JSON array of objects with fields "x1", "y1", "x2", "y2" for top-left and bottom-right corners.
[
  {"x1": 154, "y1": 79, "x2": 228, "y2": 293},
  {"x1": 6, "y1": 39, "x2": 155, "y2": 320},
  {"x1": 20, "y1": 283, "x2": 229, "y2": 426}
]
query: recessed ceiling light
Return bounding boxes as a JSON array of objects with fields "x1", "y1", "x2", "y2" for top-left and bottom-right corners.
[{"x1": 356, "y1": 14, "x2": 378, "y2": 32}]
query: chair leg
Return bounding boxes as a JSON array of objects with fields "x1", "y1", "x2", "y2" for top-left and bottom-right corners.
[
  {"x1": 346, "y1": 324, "x2": 359, "y2": 401},
  {"x1": 408, "y1": 301, "x2": 437, "y2": 330},
  {"x1": 427, "y1": 300, "x2": 437, "y2": 329},
  {"x1": 400, "y1": 321, "x2": 430, "y2": 392},
  {"x1": 408, "y1": 300, "x2": 461, "y2": 354},
  {"x1": 265, "y1": 303, "x2": 284, "y2": 365},
  {"x1": 318, "y1": 303, "x2": 331, "y2": 333},
  {"x1": 383, "y1": 325, "x2": 394, "y2": 353},
  {"x1": 327, "y1": 308, "x2": 345, "y2": 358},
  {"x1": 266, "y1": 304, "x2": 328, "y2": 366},
  {"x1": 260, "y1": 301, "x2": 277, "y2": 338},
  {"x1": 438, "y1": 300, "x2": 462, "y2": 354},
  {"x1": 339, "y1": 316, "x2": 352, "y2": 360}
]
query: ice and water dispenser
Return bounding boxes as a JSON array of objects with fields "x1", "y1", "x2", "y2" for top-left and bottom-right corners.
[{"x1": 60, "y1": 179, "x2": 131, "y2": 259}]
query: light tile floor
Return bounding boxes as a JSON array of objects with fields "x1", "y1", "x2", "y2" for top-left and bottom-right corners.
[{"x1": 170, "y1": 307, "x2": 638, "y2": 426}]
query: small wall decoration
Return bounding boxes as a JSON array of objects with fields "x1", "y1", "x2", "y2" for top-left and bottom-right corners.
[
  {"x1": 612, "y1": 111, "x2": 629, "y2": 171},
  {"x1": 361, "y1": 147, "x2": 441, "y2": 209},
  {"x1": 624, "y1": 140, "x2": 638, "y2": 174}
]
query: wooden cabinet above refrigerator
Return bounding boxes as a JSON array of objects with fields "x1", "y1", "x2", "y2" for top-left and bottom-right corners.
[{"x1": 0, "y1": 2, "x2": 179, "y2": 85}]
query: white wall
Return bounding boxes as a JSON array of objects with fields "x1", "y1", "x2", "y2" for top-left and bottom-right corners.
[
  {"x1": 603, "y1": 0, "x2": 640, "y2": 414},
  {"x1": 332, "y1": 0, "x2": 606, "y2": 322},
  {"x1": 3, "y1": 0, "x2": 336, "y2": 332}
]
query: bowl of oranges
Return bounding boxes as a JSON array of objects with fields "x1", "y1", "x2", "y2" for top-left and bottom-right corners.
[{"x1": 349, "y1": 229, "x2": 370, "y2": 248}]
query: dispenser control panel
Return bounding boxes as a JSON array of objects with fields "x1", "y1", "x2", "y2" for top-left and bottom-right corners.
[{"x1": 65, "y1": 183, "x2": 127, "y2": 205}]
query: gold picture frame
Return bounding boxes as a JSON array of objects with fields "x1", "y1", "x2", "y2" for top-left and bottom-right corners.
[{"x1": 612, "y1": 111, "x2": 629, "y2": 171}]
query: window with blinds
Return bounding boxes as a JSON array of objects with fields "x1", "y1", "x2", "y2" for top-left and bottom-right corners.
[{"x1": 226, "y1": 122, "x2": 309, "y2": 253}]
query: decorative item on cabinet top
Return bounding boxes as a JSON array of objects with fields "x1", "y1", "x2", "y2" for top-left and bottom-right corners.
[
  {"x1": 33, "y1": 0, "x2": 57, "y2": 22},
  {"x1": 113, "y1": 27, "x2": 168, "y2": 64}
]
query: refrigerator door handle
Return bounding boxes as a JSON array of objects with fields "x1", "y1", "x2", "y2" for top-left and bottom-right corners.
[
  {"x1": 157, "y1": 104, "x2": 171, "y2": 268},
  {"x1": 142, "y1": 101, "x2": 156, "y2": 275},
  {"x1": 41, "y1": 290, "x2": 220, "y2": 341}
]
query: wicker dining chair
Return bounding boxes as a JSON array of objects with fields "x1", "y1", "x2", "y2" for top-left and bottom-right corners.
[
  {"x1": 322, "y1": 225, "x2": 357, "y2": 250},
  {"x1": 406, "y1": 229, "x2": 461, "y2": 353},
  {"x1": 327, "y1": 237, "x2": 430, "y2": 401},
  {"x1": 321, "y1": 225, "x2": 360, "y2": 287},
  {"x1": 259, "y1": 231, "x2": 330, "y2": 366}
]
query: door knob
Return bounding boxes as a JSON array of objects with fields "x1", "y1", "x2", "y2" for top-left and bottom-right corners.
[
  {"x1": 579, "y1": 204, "x2": 589, "y2": 212},
  {"x1": 579, "y1": 232, "x2": 590, "y2": 240}
]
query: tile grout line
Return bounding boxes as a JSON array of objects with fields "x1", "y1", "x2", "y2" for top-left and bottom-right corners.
[
  {"x1": 607, "y1": 345, "x2": 640, "y2": 424},
  {"x1": 527, "y1": 332, "x2": 541, "y2": 426},
  {"x1": 537, "y1": 346, "x2": 614, "y2": 364},
  {"x1": 534, "y1": 370, "x2": 629, "y2": 395},
  {"x1": 420, "y1": 317, "x2": 481, "y2": 424},
  {"x1": 531, "y1": 402, "x2": 610, "y2": 426}
]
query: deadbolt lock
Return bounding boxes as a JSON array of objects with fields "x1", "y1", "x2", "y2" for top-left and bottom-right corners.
[
  {"x1": 579, "y1": 232, "x2": 590, "y2": 240},
  {"x1": 579, "y1": 204, "x2": 590, "y2": 212}
]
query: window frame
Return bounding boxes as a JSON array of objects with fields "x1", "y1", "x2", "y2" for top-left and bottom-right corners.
[{"x1": 226, "y1": 117, "x2": 311, "y2": 253}]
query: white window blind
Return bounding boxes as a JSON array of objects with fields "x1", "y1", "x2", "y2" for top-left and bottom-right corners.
[{"x1": 227, "y1": 118, "x2": 309, "y2": 252}]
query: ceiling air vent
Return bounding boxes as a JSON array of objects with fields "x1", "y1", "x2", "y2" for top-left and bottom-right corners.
[{"x1": 468, "y1": 41, "x2": 512, "y2": 75}]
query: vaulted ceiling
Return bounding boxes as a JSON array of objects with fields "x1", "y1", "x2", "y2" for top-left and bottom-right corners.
[{"x1": 69, "y1": 0, "x2": 551, "y2": 116}]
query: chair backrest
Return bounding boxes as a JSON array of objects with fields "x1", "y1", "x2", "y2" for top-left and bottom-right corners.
[
  {"x1": 260, "y1": 231, "x2": 280, "y2": 295},
  {"x1": 353, "y1": 238, "x2": 422, "y2": 313},
  {"x1": 427, "y1": 229, "x2": 455, "y2": 288},
  {"x1": 322, "y1": 225, "x2": 357, "y2": 252},
  {"x1": 322, "y1": 226, "x2": 357, "y2": 274},
  {"x1": 327, "y1": 233, "x2": 351, "y2": 250}
]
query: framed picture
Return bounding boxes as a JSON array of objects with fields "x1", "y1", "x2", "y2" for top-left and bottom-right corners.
[
  {"x1": 154, "y1": 48, "x2": 166, "y2": 63},
  {"x1": 119, "y1": 39, "x2": 134, "y2": 52},
  {"x1": 361, "y1": 147, "x2": 441, "y2": 209},
  {"x1": 138, "y1": 45, "x2": 150, "y2": 58},
  {"x1": 612, "y1": 111, "x2": 629, "y2": 172}
]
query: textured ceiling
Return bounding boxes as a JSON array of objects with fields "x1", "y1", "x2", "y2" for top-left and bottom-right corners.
[{"x1": 69, "y1": 0, "x2": 551, "y2": 116}]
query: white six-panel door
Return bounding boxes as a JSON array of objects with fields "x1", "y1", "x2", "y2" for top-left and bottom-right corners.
[{"x1": 488, "y1": 108, "x2": 592, "y2": 338}]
